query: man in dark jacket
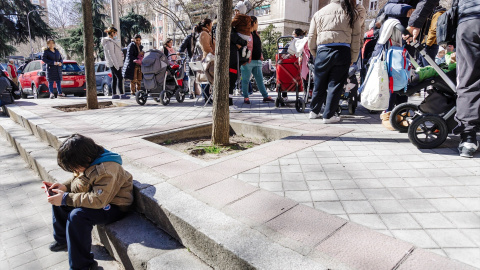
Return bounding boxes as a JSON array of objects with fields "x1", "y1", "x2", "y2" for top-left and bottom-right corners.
[
  {"x1": 228, "y1": 30, "x2": 248, "y2": 113},
  {"x1": 179, "y1": 30, "x2": 197, "y2": 98},
  {"x1": 122, "y1": 35, "x2": 143, "y2": 95}
]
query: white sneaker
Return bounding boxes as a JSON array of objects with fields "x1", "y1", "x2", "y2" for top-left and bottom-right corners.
[
  {"x1": 49, "y1": 93, "x2": 55, "y2": 99},
  {"x1": 323, "y1": 115, "x2": 341, "y2": 124},
  {"x1": 230, "y1": 105, "x2": 242, "y2": 113},
  {"x1": 309, "y1": 111, "x2": 320, "y2": 119}
]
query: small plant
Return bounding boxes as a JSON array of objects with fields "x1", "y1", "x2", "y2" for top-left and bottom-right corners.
[
  {"x1": 163, "y1": 139, "x2": 173, "y2": 145},
  {"x1": 195, "y1": 145, "x2": 224, "y2": 154}
]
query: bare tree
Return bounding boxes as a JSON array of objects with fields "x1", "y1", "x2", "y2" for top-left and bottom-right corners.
[
  {"x1": 48, "y1": 0, "x2": 82, "y2": 37},
  {"x1": 211, "y1": 0, "x2": 232, "y2": 145}
]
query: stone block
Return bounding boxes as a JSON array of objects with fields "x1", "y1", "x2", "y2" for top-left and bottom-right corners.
[
  {"x1": 193, "y1": 178, "x2": 258, "y2": 209},
  {"x1": 168, "y1": 169, "x2": 228, "y2": 192},
  {"x1": 146, "y1": 249, "x2": 212, "y2": 270},
  {"x1": 397, "y1": 248, "x2": 476, "y2": 270}
]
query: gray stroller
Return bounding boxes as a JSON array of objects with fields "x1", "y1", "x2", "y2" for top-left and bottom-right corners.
[{"x1": 136, "y1": 49, "x2": 185, "y2": 105}]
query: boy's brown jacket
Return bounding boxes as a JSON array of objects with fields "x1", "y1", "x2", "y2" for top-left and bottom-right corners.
[
  {"x1": 232, "y1": 14, "x2": 252, "y2": 36},
  {"x1": 62, "y1": 162, "x2": 133, "y2": 210}
]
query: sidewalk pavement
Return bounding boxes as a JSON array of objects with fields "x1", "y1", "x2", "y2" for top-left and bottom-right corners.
[
  {"x1": 0, "y1": 136, "x2": 121, "y2": 270},
  {"x1": 4, "y1": 92, "x2": 480, "y2": 268}
]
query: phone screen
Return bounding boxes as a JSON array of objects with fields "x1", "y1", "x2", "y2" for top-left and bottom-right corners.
[{"x1": 44, "y1": 184, "x2": 56, "y2": 197}]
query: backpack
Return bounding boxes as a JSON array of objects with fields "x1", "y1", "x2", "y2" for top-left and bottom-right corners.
[
  {"x1": 436, "y1": 0, "x2": 459, "y2": 45},
  {"x1": 385, "y1": 46, "x2": 411, "y2": 93}
]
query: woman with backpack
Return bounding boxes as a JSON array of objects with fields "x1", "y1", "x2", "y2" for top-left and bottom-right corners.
[
  {"x1": 101, "y1": 26, "x2": 129, "y2": 99},
  {"x1": 307, "y1": 0, "x2": 365, "y2": 122}
]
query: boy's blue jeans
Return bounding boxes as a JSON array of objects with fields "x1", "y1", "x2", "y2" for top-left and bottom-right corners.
[
  {"x1": 48, "y1": 80, "x2": 63, "y2": 95},
  {"x1": 52, "y1": 205, "x2": 126, "y2": 270},
  {"x1": 241, "y1": 60, "x2": 268, "y2": 98}
]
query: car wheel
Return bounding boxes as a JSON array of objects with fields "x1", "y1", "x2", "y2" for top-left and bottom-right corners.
[
  {"x1": 103, "y1": 84, "x2": 111, "y2": 96},
  {"x1": 19, "y1": 85, "x2": 28, "y2": 99},
  {"x1": 33, "y1": 84, "x2": 39, "y2": 99}
]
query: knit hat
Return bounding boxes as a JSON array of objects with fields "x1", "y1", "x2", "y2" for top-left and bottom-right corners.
[{"x1": 234, "y1": 2, "x2": 247, "y2": 14}]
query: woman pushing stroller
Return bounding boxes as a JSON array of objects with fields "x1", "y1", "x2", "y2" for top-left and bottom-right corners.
[{"x1": 307, "y1": 0, "x2": 365, "y2": 122}]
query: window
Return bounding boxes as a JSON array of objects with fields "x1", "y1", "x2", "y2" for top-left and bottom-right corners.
[
  {"x1": 254, "y1": 5, "x2": 271, "y2": 17},
  {"x1": 369, "y1": 0, "x2": 378, "y2": 11},
  {"x1": 34, "y1": 61, "x2": 41, "y2": 71},
  {"x1": 24, "y1": 63, "x2": 32, "y2": 73},
  {"x1": 61, "y1": 63, "x2": 82, "y2": 72},
  {"x1": 158, "y1": 27, "x2": 163, "y2": 33},
  {"x1": 97, "y1": 64, "x2": 105, "y2": 72}
]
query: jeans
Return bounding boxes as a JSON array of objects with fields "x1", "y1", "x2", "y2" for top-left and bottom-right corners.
[
  {"x1": 241, "y1": 60, "x2": 268, "y2": 98},
  {"x1": 310, "y1": 46, "x2": 350, "y2": 118},
  {"x1": 111, "y1": 66, "x2": 124, "y2": 95},
  {"x1": 52, "y1": 205, "x2": 126, "y2": 270},
  {"x1": 48, "y1": 80, "x2": 62, "y2": 95}
]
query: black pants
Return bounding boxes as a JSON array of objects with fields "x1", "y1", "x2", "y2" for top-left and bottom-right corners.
[
  {"x1": 111, "y1": 66, "x2": 124, "y2": 95},
  {"x1": 52, "y1": 205, "x2": 126, "y2": 270},
  {"x1": 310, "y1": 46, "x2": 350, "y2": 118},
  {"x1": 454, "y1": 19, "x2": 480, "y2": 135}
]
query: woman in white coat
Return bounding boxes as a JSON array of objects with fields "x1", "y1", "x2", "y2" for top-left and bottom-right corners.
[{"x1": 101, "y1": 26, "x2": 129, "y2": 99}]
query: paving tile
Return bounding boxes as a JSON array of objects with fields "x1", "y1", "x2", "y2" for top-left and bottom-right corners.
[
  {"x1": 391, "y1": 230, "x2": 439, "y2": 248},
  {"x1": 306, "y1": 180, "x2": 332, "y2": 190},
  {"x1": 223, "y1": 190, "x2": 298, "y2": 225},
  {"x1": 265, "y1": 204, "x2": 346, "y2": 251},
  {"x1": 381, "y1": 213, "x2": 421, "y2": 229},
  {"x1": 443, "y1": 212, "x2": 480, "y2": 229},
  {"x1": 313, "y1": 223, "x2": 413, "y2": 270},
  {"x1": 258, "y1": 173, "x2": 282, "y2": 182},
  {"x1": 283, "y1": 181, "x2": 308, "y2": 191},
  {"x1": 310, "y1": 190, "x2": 339, "y2": 202},
  {"x1": 370, "y1": 200, "x2": 407, "y2": 214},
  {"x1": 194, "y1": 178, "x2": 258, "y2": 209},
  {"x1": 388, "y1": 188, "x2": 423, "y2": 199},
  {"x1": 443, "y1": 186, "x2": 479, "y2": 198},
  {"x1": 427, "y1": 229, "x2": 477, "y2": 248},
  {"x1": 443, "y1": 248, "x2": 480, "y2": 269},
  {"x1": 362, "y1": 188, "x2": 395, "y2": 200},
  {"x1": 354, "y1": 179, "x2": 383, "y2": 189},
  {"x1": 281, "y1": 172, "x2": 304, "y2": 181},
  {"x1": 411, "y1": 213, "x2": 455, "y2": 229},
  {"x1": 8, "y1": 250, "x2": 36, "y2": 268},
  {"x1": 414, "y1": 187, "x2": 452, "y2": 199},
  {"x1": 313, "y1": 201, "x2": 346, "y2": 215},
  {"x1": 397, "y1": 248, "x2": 477, "y2": 270},
  {"x1": 457, "y1": 198, "x2": 480, "y2": 211},
  {"x1": 330, "y1": 180, "x2": 358, "y2": 189},
  {"x1": 342, "y1": 200, "x2": 375, "y2": 214},
  {"x1": 428, "y1": 198, "x2": 468, "y2": 212},
  {"x1": 349, "y1": 214, "x2": 387, "y2": 230},
  {"x1": 303, "y1": 171, "x2": 328, "y2": 181},
  {"x1": 258, "y1": 181, "x2": 283, "y2": 192},
  {"x1": 335, "y1": 189, "x2": 366, "y2": 200},
  {"x1": 461, "y1": 229, "x2": 480, "y2": 246},
  {"x1": 284, "y1": 191, "x2": 312, "y2": 203},
  {"x1": 398, "y1": 199, "x2": 438, "y2": 213},
  {"x1": 168, "y1": 170, "x2": 228, "y2": 191}
]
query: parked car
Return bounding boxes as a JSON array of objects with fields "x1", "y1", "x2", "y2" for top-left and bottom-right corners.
[
  {"x1": 94, "y1": 61, "x2": 144, "y2": 96},
  {"x1": 0, "y1": 64, "x2": 8, "y2": 77},
  {"x1": 18, "y1": 60, "x2": 86, "y2": 98}
]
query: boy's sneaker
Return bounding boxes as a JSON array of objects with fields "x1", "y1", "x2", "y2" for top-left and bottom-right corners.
[
  {"x1": 230, "y1": 105, "x2": 242, "y2": 113},
  {"x1": 49, "y1": 241, "x2": 67, "y2": 252},
  {"x1": 120, "y1": 94, "x2": 130, "y2": 99},
  {"x1": 112, "y1": 95, "x2": 120, "y2": 99},
  {"x1": 458, "y1": 132, "x2": 478, "y2": 158},
  {"x1": 58, "y1": 93, "x2": 65, "y2": 98},
  {"x1": 49, "y1": 93, "x2": 55, "y2": 99},
  {"x1": 323, "y1": 115, "x2": 341, "y2": 124},
  {"x1": 263, "y1": 97, "x2": 274, "y2": 102},
  {"x1": 244, "y1": 98, "x2": 250, "y2": 104},
  {"x1": 309, "y1": 111, "x2": 320, "y2": 119}
]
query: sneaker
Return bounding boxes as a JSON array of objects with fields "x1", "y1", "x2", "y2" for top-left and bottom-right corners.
[
  {"x1": 244, "y1": 98, "x2": 250, "y2": 104},
  {"x1": 323, "y1": 115, "x2": 341, "y2": 124},
  {"x1": 49, "y1": 93, "x2": 55, "y2": 99},
  {"x1": 49, "y1": 241, "x2": 67, "y2": 252},
  {"x1": 120, "y1": 94, "x2": 130, "y2": 99},
  {"x1": 263, "y1": 97, "x2": 274, "y2": 103},
  {"x1": 458, "y1": 133, "x2": 479, "y2": 158},
  {"x1": 58, "y1": 93, "x2": 65, "y2": 98},
  {"x1": 309, "y1": 111, "x2": 320, "y2": 119},
  {"x1": 189, "y1": 94, "x2": 194, "y2": 99},
  {"x1": 112, "y1": 95, "x2": 120, "y2": 99},
  {"x1": 230, "y1": 105, "x2": 242, "y2": 113}
]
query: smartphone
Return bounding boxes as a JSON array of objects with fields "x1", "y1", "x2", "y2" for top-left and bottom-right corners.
[{"x1": 43, "y1": 183, "x2": 56, "y2": 197}]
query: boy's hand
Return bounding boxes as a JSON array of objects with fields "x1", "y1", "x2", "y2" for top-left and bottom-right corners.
[
  {"x1": 50, "y1": 183, "x2": 67, "y2": 192},
  {"x1": 47, "y1": 189, "x2": 65, "y2": 206}
]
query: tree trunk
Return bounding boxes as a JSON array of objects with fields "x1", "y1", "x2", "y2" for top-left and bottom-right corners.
[
  {"x1": 211, "y1": 0, "x2": 232, "y2": 145},
  {"x1": 82, "y1": 0, "x2": 98, "y2": 109}
]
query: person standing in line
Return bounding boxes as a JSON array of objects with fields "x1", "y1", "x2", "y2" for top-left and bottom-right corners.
[
  {"x1": 101, "y1": 26, "x2": 129, "y2": 99},
  {"x1": 6, "y1": 59, "x2": 18, "y2": 86},
  {"x1": 307, "y1": 0, "x2": 365, "y2": 123},
  {"x1": 241, "y1": 16, "x2": 274, "y2": 104},
  {"x1": 196, "y1": 18, "x2": 216, "y2": 102},
  {"x1": 42, "y1": 39, "x2": 65, "y2": 99},
  {"x1": 122, "y1": 34, "x2": 143, "y2": 96},
  {"x1": 179, "y1": 29, "x2": 197, "y2": 99},
  {"x1": 163, "y1": 38, "x2": 177, "y2": 62}
]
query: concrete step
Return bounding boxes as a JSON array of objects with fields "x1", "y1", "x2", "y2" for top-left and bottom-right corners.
[
  {"x1": 0, "y1": 115, "x2": 211, "y2": 270},
  {"x1": 3, "y1": 104, "x2": 476, "y2": 270}
]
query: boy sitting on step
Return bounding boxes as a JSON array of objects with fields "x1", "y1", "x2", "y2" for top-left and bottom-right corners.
[{"x1": 43, "y1": 134, "x2": 133, "y2": 270}]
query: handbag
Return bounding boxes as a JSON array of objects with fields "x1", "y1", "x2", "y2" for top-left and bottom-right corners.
[
  {"x1": 436, "y1": 0, "x2": 459, "y2": 45},
  {"x1": 359, "y1": 53, "x2": 390, "y2": 111}
]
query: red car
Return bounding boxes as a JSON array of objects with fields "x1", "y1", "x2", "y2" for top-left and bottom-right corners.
[{"x1": 18, "y1": 60, "x2": 86, "y2": 98}]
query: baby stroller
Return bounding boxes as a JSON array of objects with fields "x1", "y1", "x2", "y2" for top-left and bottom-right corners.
[
  {"x1": 262, "y1": 60, "x2": 276, "y2": 92},
  {"x1": 136, "y1": 51, "x2": 186, "y2": 106},
  {"x1": 337, "y1": 64, "x2": 360, "y2": 115},
  {"x1": 275, "y1": 36, "x2": 311, "y2": 113},
  {"x1": 388, "y1": 25, "x2": 458, "y2": 149}
]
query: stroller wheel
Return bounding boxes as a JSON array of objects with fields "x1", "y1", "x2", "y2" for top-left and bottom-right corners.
[
  {"x1": 295, "y1": 97, "x2": 306, "y2": 113},
  {"x1": 390, "y1": 103, "x2": 418, "y2": 133},
  {"x1": 175, "y1": 89, "x2": 185, "y2": 103},
  {"x1": 337, "y1": 106, "x2": 342, "y2": 115},
  {"x1": 348, "y1": 100, "x2": 357, "y2": 115},
  {"x1": 135, "y1": 90, "x2": 148, "y2": 106},
  {"x1": 160, "y1": 90, "x2": 170, "y2": 106},
  {"x1": 408, "y1": 114, "x2": 448, "y2": 149}
]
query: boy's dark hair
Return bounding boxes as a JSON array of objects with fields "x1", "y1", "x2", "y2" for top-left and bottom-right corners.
[{"x1": 57, "y1": 134, "x2": 104, "y2": 172}]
